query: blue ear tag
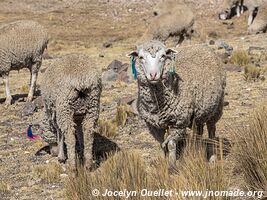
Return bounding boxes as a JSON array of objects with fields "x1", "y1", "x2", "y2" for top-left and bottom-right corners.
[
  {"x1": 169, "y1": 66, "x2": 176, "y2": 75},
  {"x1": 131, "y1": 56, "x2": 137, "y2": 80}
]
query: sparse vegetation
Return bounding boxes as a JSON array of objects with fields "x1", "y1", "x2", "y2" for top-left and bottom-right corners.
[
  {"x1": 233, "y1": 104, "x2": 267, "y2": 198},
  {"x1": 33, "y1": 162, "x2": 63, "y2": 183},
  {"x1": 65, "y1": 140, "x2": 231, "y2": 200},
  {"x1": 0, "y1": 181, "x2": 10, "y2": 194},
  {"x1": 244, "y1": 64, "x2": 262, "y2": 81},
  {"x1": 230, "y1": 50, "x2": 250, "y2": 66},
  {"x1": 20, "y1": 84, "x2": 29, "y2": 93},
  {"x1": 98, "y1": 104, "x2": 135, "y2": 138}
]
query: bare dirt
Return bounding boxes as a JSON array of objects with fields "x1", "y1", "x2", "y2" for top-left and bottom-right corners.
[{"x1": 0, "y1": 0, "x2": 267, "y2": 199}]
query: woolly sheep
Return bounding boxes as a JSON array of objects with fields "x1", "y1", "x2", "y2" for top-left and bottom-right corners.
[
  {"x1": 245, "y1": 0, "x2": 266, "y2": 25},
  {"x1": 128, "y1": 41, "x2": 226, "y2": 168},
  {"x1": 153, "y1": 0, "x2": 185, "y2": 16},
  {"x1": 219, "y1": 0, "x2": 244, "y2": 20},
  {"x1": 0, "y1": 20, "x2": 48, "y2": 105},
  {"x1": 138, "y1": 2, "x2": 194, "y2": 46},
  {"x1": 40, "y1": 54, "x2": 102, "y2": 170},
  {"x1": 248, "y1": 3, "x2": 267, "y2": 33}
]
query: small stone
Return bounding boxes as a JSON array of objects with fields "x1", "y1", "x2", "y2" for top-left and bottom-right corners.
[
  {"x1": 209, "y1": 40, "x2": 215, "y2": 45},
  {"x1": 99, "y1": 54, "x2": 104, "y2": 57},
  {"x1": 103, "y1": 41, "x2": 113, "y2": 48},
  {"x1": 60, "y1": 173, "x2": 68, "y2": 178}
]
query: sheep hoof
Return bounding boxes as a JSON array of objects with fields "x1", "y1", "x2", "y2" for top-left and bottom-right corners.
[
  {"x1": 26, "y1": 96, "x2": 33, "y2": 102},
  {"x1": 4, "y1": 98, "x2": 12, "y2": 105},
  {"x1": 58, "y1": 155, "x2": 67, "y2": 163},
  {"x1": 209, "y1": 155, "x2": 217, "y2": 163}
]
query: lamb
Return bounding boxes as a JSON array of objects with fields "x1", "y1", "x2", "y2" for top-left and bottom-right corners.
[
  {"x1": 248, "y1": 3, "x2": 267, "y2": 33},
  {"x1": 219, "y1": 0, "x2": 244, "y2": 20},
  {"x1": 40, "y1": 54, "x2": 102, "y2": 170},
  {"x1": 128, "y1": 41, "x2": 226, "y2": 168},
  {"x1": 139, "y1": 2, "x2": 195, "y2": 46},
  {"x1": 0, "y1": 20, "x2": 48, "y2": 105}
]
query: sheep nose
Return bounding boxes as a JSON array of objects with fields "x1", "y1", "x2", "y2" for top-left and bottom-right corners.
[{"x1": 150, "y1": 72, "x2": 157, "y2": 80}]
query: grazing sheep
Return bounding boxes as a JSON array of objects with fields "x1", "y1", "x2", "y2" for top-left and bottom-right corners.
[
  {"x1": 153, "y1": 0, "x2": 185, "y2": 16},
  {"x1": 248, "y1": 3, "x2": 267, "y2": 33},
  {"x1": 244, "y1": 0, "x2": 265, "y2": 25},
  {"x1": 40, "y1": 54, "x2": 102, "y2": 170},
  {"x1": 0, "y1": 20, "x2": 48, "y2": 105},
  {"x1": 139, "y1": 3, "x2": 194, "y2": 46},
  {"x1": 129, "y1": 41, "x2": 226, "y2": 168},
  {"x1": 219, "y1": 0, "x2": 244, "y2": 20}
]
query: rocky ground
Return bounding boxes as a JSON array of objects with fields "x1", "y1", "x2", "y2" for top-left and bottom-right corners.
[{"x1": 0, "y1": 0, "x2": 267, "y2": 199}]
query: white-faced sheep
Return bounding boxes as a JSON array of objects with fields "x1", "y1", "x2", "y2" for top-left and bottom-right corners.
[
  {"x1": 0, "y1": 20, "x2": 48, "y2": 105},
  {"x1": 129, "y1": 41, "x2": 226, "y2": 168},
  {"x1": 248, "y1": 3, "x2": 267, "y2": 33},
  {"x1": 139, "y1": 2, "x2": 195, "y2": 46},
  {"x1": 40, "y1": 54, "x2": 102, "y2": 171},
  {"x1": 219, "y1": 0, "x2": 244, "y2": 20}
]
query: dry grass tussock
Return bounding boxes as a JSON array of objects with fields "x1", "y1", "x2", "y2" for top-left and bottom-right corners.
[
  {"x1": 65, "y1": 103, "x2": 267, "y2": 200},
  {"x1": 65, "y1": 141, "x2": 232, "y2": 200},
  {"x1": 232, "y1": 104, "x2": 267, "y2": 199},
  {"x1": 33, "y1": 162, "x2": 63, "y2": 183},
  {"x1": 98, "y1": 104, "x2": 135, "y2": 139}
]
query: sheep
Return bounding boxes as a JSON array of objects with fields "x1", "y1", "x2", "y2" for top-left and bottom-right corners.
[
  {"x1": 152, "y1": 0, "x2": 185, "y2": 16},
  {"x1": 139, "y1": 3, "x2": 195, "y2": 46},
  {"x1": 40, "y1": 54, "x2": 102, "y2": 171},
  {"x1": 0, "y1": 20, "x2": 48, "y2": 105},
  {"x1": 244, "y1": 0, "x2": 265, "y2": 26},
  {"x1": 219, "y1": 0, "x2": 244, "y2": 20},
  {"x1": 248, "y1": 3, "x2": 267, "y2": 33},
  {"x1": 128, "y1": 41, "x2": 226, "y2": 168}
]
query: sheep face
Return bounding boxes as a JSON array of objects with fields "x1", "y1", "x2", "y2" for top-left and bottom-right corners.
[
  {"x1": 129, "y1": 41, "x2": 176, "y2": 84},
  {"x1": 219, "y1": 9, "x2": 231, "y2": 20}
]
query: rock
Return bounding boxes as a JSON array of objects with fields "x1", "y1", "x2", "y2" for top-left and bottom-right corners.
[
  {"x1": 259, "y1": 74, "x2": 265, "y2": 81},
  {"x1": 60, "y1": 173, "x2": 68, "y2": 178},
  {"x1": 99, "y1": 54, "x2": 105, "y2": 57},
  {"x1": 208, "y1": 31, "x2": 218, "y2": 38},
  {"x1": 223, "y1": 64, "x2": 242, "y2": 72},
  {"x1": 107, "y1": 60, "x2": 123, "y2": 72},
  {"x1": 209, "y1": 40, "x2": 215, "y2": 45},
  {"x1": 248, "y1": 46, "x2": 266, "y2": 56},
  {"x1": 103, "y1": 40, "x2": 113, "y2": 48},
  {"x1": 102, "y1": 60, "x2": 134, "y2": 84},
  {"x1": 33, "y1": 96, "x2": 44, "y2": 110},
  {"x1": 21, "y1": 102, "x2": 37, "y2": 116},
  {"x1": 102, "y1": 70, "x2": 118, "y2": 82}
]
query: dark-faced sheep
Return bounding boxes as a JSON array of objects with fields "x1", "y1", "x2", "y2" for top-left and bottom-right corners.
[
  {"x1": 40, "y1": 54, "x2": 102, "y2": 171},
  {"x1": 0, "y1": 20, "x2": 48, "y2": 105},
  {"x1": 129, "y1": 41, "x2": 226, "y2": 168}
]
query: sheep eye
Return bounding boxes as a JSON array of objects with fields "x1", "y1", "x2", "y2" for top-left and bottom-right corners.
[{"x1": 139, "y1": 56, "x2": 144, "y2": 60}]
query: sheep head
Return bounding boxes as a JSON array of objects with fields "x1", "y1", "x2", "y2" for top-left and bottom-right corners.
[{"x1": 128, "y1": 41, "x2": 176, "y2": 84}]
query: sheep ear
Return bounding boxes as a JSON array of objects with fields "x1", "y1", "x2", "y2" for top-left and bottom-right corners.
[
  {"x1": 127, "y1": 51, "x2": 138, "y2": 58},
  {"x1": 166, "y1": 48, "x2": 177, "y2": 56}
]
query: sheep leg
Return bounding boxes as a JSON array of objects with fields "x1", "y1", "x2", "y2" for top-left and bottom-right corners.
[
  {"x1": 27, "y1": 62, "x2": 41, "y2": 102},
  {"x1": 82, "y1": 114, "x2": 95, "y2": 171},
  {"x1": 236, "y1": 6, "x2": 240, "y2": 17},
  {"x1": 56, "y1": 102, "x2": 76, "y2": 170},
  {"x1": 207, "y1": 121, "x2": 216, "y2": 162},
  {"x1": 82, "y1": 86, "x2": 101, "y2": 170},
  {"x1": 247, "y1": 9, "x2": 254, "y2": 26},
  {"x1": 3, "y1": 75, "x2": 12, "y2": 105},
  {"x1": 162, "y1": 128, "x2": 185, "y2": 169}
]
